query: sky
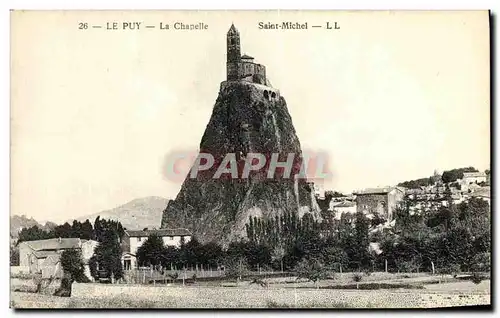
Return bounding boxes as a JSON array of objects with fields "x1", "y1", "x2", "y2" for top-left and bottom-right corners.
[{"x1": 10, "y1": 10, "x2": 490, "y2": 223}]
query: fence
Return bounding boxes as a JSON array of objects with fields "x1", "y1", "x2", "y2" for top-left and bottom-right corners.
[
  {"x1": 123, "y1": 267, "x2": 224, "y2": 284},
  {"x1": 121, "y1": 267, "x2": 290, "y2": 285}
]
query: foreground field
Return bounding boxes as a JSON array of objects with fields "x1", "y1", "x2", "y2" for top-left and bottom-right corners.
[{"x1": 11, "y1": 276, "x2": 491, "y2": 309}]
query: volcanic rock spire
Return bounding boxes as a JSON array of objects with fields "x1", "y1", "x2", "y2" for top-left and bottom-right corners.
[{"x1": 161, "y1": 25, "x2": 321, "y2": 244}]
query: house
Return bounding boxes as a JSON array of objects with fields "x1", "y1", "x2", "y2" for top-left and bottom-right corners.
[
  {"x1": 462, "y1": 172, "x2": 487, "y2": 185},
  {"x1": 353, "y1": 187, "x2": 405, "y2": 221},
  {"x1": 120, "y1": 228, "x2": 192, "y2": 270},
  {"x1": 18, "y1": 238, "x2": 98, "y2": 278},
  {"x1": 329, "y1": 201, "x2": 357, "y2": 220},
  {"x1": 470, "y1": 186, "x2": 491, "y2": 204}
]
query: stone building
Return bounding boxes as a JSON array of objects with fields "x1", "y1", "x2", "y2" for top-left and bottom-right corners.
[
  {"x1": 354, "y1": 187, "x2": 405, "y2": 221},
  {"x1": 120, "y1": 228, "x2": 192, "y2": 270},
  {"x1": 17, "y1": 237, "x2": 98, "y2": 279},
  {"x1": 226, "y1": 24, "x2": 267, "y2": 85},
  {"x1": 329, "y1": 201, "x2": 357, "y2": 220},
  {"x1": 462, "y1": 172, "x2": 487, "y2": 185}
]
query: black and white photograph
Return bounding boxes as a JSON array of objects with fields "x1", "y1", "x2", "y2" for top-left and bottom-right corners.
[{"x1": 9, "y1": 10, "x2": 491, "y2": 309}]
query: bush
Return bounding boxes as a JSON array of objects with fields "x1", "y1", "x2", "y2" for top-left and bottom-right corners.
[
  {"x1": 352, "y1": 272, "x2": 363, "y2": 283},
  {"x1": 53, "y1": 276, "x2": 72, "y2": 297},
  {"x1": 224, "y1": 257, "x2": 249, "y2": 282},
  {"x1": 294, "y1": 258, "x2": 329, "y2": 285},
  {"x1": 471, "y1": 272, "x2": 483, "y2": 285}
]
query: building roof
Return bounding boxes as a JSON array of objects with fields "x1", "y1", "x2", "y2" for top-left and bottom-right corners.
[
  {"x1": 241, "y1": 54, "x2": 254, "y2": 60},
  {"x1": 471, "y1": 186, "x2": 490, "y2": 198},
  {"x1": 332, "y1": 201, "x2": 356, "y2": 208},
  {"x1": 32, "y1": 250, "x2": 60, "y2": 259},
  {"x1": 463, "y1": 172, "x2": 487, "y2": 178},
  {"x1": 405, "y1": 188, "x2": 424, "y2": 195},
  {"x1": 124, "y1": 228, "x2": 192, "y2": 238},
  {"x1": 227, "y1": 23, "x2": 239, "y2": 35},
  {"x1": 41, "y1": 254, "x2": 61, "y2": 267},
  {"x1": 22, "y1": 238, "x2": 81, "y2": 252},
  {"x1": 354, "y1": 187, "x2": 399, "y2": 195}
]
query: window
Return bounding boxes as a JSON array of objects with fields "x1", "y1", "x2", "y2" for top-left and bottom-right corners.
[
  {"x1": 124, "y1": 260, "x2": 131, "y2": 270},
  {"x1": 169, "y1": 236, "x2": 174, "y2": 240},
  {"x1": 137, "y1": 237, "x2": 142, "y2": 242}
]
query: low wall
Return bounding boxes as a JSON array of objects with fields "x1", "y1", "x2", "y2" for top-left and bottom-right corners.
[
  {"x1": 11, "y1": 266, "x2": 30, "y2": 275},
  {"x1": 71, "y1": 283, "x2": 490, "y2": 308}
]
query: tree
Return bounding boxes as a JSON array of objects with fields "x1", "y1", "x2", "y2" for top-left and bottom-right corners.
[
  {"x1": 71, "y1": 220, "x2": 83, "y2": 238},
  {"x1": 53, "y1": 222, "x2": 72, "y2": 238},
  {"x1": 371, "y1": 212, "x2": 386, "y2": 227},
  {"x1": 136, "y1": 233, "x2": 166, "y2": 267},
  {"x1": 93, "y1": 229, "x2": 123, "y2": 281},
  {"x1": 80, "y1": 219, "x2": 94, "y2": 240},
  {"x1": 10, "y1": 246, "x2": 20, "y2": 266},
  {"x1": 441, "y1": 167, "x2": 478, "y2": 183},
  {"x1": 181, "y1": 238, "x2": 203, "y2": 268},
  {"x1": 321, "y1": 240, "x2": 349, "y2": 272},
  {"x1": 197, "y1": 242, "x2": 224, "y2": 268},
  {"x1": 398, "y1": 177, "x2": 433, "y2": 189},
  {"x1": 271, "y1": 245, "x2": 286, "y2": 272},
  {"x1": 17, "y1": 225, "x2": 53, "y2": 242},
  {"x1": 88, "y1": 255, "x2": 99, "y2": 280},
  {"x1": 352, "y1": 212, "x2": 370, "y2": 270},
  {"x1": 294, "y1": 257, "x2": 329, "y2": 288},
  {"x1": 224, "y1": 256, "x2": 249, "y2": 285},
  {"x1": 161, "y1": 246, "x2": 181, "y2": 269},
  {"x1": 60, "y1": 249, "x2": 89, "y2": 282}
]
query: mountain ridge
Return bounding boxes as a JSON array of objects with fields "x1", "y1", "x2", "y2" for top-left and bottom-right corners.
[{"x1": 72, "y1": 196, "x2": 170, "y2": 230}]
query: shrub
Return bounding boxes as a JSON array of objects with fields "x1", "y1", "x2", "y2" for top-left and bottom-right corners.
[
  {"x1": 294, "y1": 258, "x2": 329, "y2": 287},
  {"x1": 352, "y1": 272, "x2": 363, "y2": 282},
  {"x1": 224, "y1": 257, "x2": 249, "y2": 283},
  {"x1": 471, "y1": 272, "x2": 483, "y2": 285}
]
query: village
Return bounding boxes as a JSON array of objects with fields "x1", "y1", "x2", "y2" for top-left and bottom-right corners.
[
  {"x1": 9, "y1": 20, "x2": 491, "y2": 309},
  {"x1": 10, "y1": 167, "x2": 491, "y2": 308}
]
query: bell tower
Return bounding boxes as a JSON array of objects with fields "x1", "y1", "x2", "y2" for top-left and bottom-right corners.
[{"x1": 226, "y1": 24, "x2": 241, "y2": 80}]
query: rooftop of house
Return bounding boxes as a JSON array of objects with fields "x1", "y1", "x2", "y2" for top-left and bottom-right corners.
[
  {"x1": 354, "y1": 187, "x2": 400, "y2": 195},
  {"x1": 41, "y1": 254, "x2": 61, "y2": 266},
  {"x1": 471, "y1": 186, "x2": 491, "y2": 198},
  {"x1": 463, "y1": 172, "x2": 487, "y2": 178},
  {"x1": 241, "y1": 54, "x2": 254, "y2": 60},
  {"x1": 405, "y1": 189, "x2": 424, "y2": 195},
  {"x1": 20, "y1": 238, "x2": 82, "y2": 251},
  {"x1": 124, "y1": 228, "x2": 192, "y2": 238},
  {"x1": 331, "y1": 201, "x2": 356, "y2": 208},
  {"x1": 32, "y1": 250, "x2": 60, "y2": 259}
]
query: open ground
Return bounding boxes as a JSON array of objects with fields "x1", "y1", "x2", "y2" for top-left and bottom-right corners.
[{"x1": 11, "y1": 272, "x2": 491, "y2": 309}]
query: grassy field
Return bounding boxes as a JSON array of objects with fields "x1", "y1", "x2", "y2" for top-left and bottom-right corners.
[{"x1": 10, "y1": 272, "x2": 491, "y2": 309}]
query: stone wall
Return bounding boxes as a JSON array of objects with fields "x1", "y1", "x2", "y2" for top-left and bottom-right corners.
[{"x1": 356, "y1": 193, "x2": 388, "y2": 216}]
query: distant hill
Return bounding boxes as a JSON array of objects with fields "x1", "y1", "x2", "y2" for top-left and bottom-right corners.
[
  {"x1": 10, "y1": 215, "x2": 56, "y2": 238},
  {"x1": 73, "y1": 196, "x2": 170, "y2": 231}
]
